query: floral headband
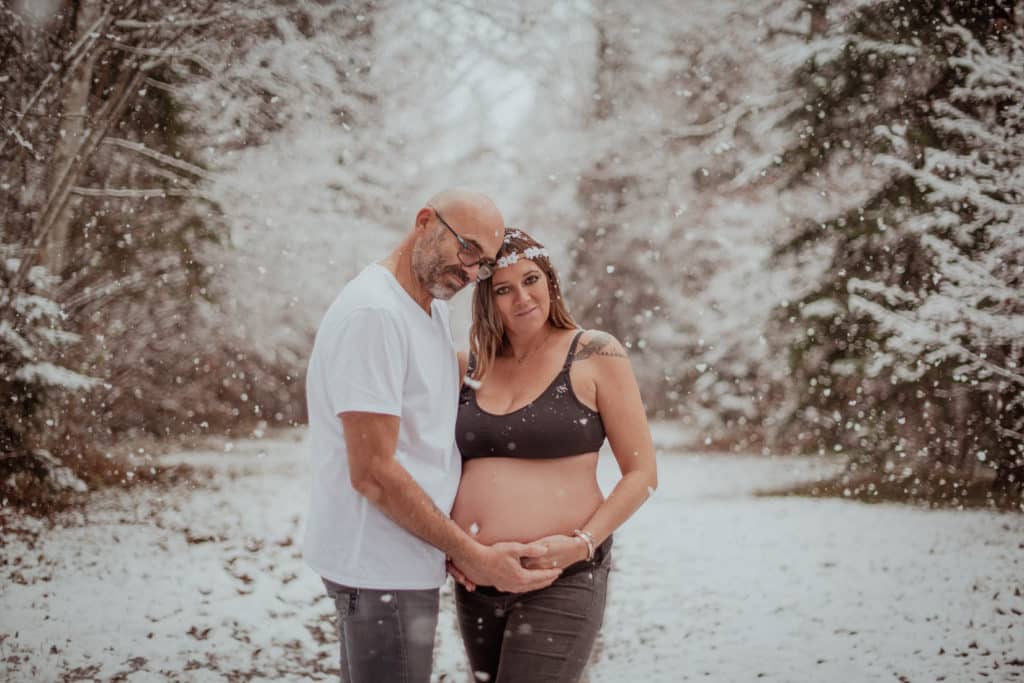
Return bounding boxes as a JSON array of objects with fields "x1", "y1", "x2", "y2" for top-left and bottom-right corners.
[
  {"x1": 496, "y1": 246, "x2": 548, "y2": 269},
  {"x1": 497, "y1": 230, "x2": 548, "y2": 268}
]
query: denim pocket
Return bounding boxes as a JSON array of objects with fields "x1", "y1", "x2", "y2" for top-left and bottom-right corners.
[{"x1": 324, "y1": 581, "x2": 359, "y2": 619}]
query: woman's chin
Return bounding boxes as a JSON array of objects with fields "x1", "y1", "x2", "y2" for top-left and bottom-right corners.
[{"x1": 503, "y1": 311, "x2": 546, "y2": 333}]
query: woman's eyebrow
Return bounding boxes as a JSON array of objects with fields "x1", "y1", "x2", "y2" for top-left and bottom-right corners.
[{"x1": 491, "y1": 267, "x2": 542, "y2": 289}]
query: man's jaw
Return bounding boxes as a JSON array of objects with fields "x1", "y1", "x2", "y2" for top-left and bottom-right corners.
[
  {"x1": 432, "y1": 268, "x2": 470, "y2": 298},
  {"x1": 427, "y1": 274, "x2": 466, "y2": 300},
  {"x1": 426, "y1": 282, "x2": 455, "y2": 300},
  {"x1": 446, "y1": 270, "x2": 469, "y2": 289}
]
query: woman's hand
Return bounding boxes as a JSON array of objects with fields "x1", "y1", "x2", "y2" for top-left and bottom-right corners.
[
  {"x1": 520, "y1": 534, "x2": 588, "y2": 570},
  {"x1": 457, "y1": 542, "x2": 562, "y2": 593}
]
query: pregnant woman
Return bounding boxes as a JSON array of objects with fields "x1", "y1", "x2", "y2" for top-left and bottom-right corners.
[{"x1": 450, "y1": 228, "x2": 658, "y2": 683}]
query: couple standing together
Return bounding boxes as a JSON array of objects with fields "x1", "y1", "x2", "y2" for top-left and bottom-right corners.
[{"x1": 304, "y1": 188, "x2": 658, "y2": 683}]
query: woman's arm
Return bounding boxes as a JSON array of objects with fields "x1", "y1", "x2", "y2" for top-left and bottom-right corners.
[
  {"x1": 457, "y1": 350, "x2": 469, "y2": 385},
  {"x1": 575, "y1": 330, "x2": 658, "y2": 546},
  {"x1": 523, "y1": 330, "x2": 658, "y2": 569}
]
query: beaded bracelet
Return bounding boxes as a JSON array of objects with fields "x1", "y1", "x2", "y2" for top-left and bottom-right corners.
[{"x1": 572, "y1": 529, "x2": 595, "y2": 562}]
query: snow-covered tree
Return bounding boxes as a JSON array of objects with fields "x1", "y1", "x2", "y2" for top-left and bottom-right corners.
[
  {"x1": 563, "y1": 0, "x2": 813, "y2": 449},
  {"x1": 179, "y1": 0, "x2": 389, "y2": 381},
  {"x1": 849, "y1": 23, "x2": 1024, "y2": 492},
  {"x1": 0, "y1": 254, "x2": 96, "y2": 490},
  {"x1": 1, "y1": 1, "x2": 387, "y2": 496},
  {"x1": 770, "y1": 0, "x2": 1021, "y2": 497},
  {"x1": 1, "y1": 1, "x2": 225, "y2": 485}
]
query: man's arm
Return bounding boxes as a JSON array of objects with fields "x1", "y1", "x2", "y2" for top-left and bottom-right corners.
[{"x1": 341, "y1": 411, "x2": 560, "y2": 592}]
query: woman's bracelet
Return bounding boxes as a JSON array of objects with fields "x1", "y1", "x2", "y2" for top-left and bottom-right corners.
[{"x1": 572, "y1": 529, "x2": 595, "y2": 562}]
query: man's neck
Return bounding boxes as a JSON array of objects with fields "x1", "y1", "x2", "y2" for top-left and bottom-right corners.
[{"x1": 381, "y1": 242, "x2": 432, "y2": 314}]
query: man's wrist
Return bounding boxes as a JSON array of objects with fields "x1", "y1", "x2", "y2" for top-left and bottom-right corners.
[{"x1": 448, "y1": 528, "x2": 485, "y2": 567}]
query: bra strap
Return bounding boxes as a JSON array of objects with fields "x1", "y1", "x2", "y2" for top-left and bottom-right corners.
[{"x1": 563, "y1": 330, "x2": 586, "y2": 371}]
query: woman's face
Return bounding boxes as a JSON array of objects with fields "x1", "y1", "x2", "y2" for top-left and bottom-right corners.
[{"x1": 489, "y1": 257, "x2": 550, "y2": 333}]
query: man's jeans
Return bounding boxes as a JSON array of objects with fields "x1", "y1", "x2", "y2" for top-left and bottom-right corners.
[
  {"x1": 454, "y1": 539, "x2": 612, "y2": 683},
  {"x1": 322, "y1": 579, "x2": 440, "y2": 683}
]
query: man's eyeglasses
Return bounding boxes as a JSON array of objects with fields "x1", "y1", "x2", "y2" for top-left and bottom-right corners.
[{"x1": 429, "y1": 206, "x2": 497, "y2": 280}]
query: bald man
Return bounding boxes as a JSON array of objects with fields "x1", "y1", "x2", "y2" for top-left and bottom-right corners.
[{"x1": 304, "y1": 190, "x2": 561, "y2": 682}]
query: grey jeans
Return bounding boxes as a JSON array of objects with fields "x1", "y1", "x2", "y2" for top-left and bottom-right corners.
[
  {"x1": 322, "y1": 579, "x2": 440, "y2": 683},
  {"x1": 454, "y1": 538, "x2": 612, "y2": 683}
]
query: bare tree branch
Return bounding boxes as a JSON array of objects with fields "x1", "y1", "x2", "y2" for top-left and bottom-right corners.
[
  {"x1": 7, "y1": 0, "x2": 219, "y2": 299},
  {"x1": 103, "y1": 137, "x2": 213, "y2": 180},
  {"x1": 69, "y1": 186, "x2": 204, "y2": 198},
  {"x1": 0, "y1": 4, "x2": 113, "y2": 160}
]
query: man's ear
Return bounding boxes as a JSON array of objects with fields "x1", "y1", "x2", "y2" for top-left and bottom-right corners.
[{"x1": 414, "y1": 207, "x2": 434, "y2": 234}]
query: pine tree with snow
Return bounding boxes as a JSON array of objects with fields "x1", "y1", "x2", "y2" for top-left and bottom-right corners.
[
  {"x1": 0, "y1": 256, "x2": 95, "y2": 491},
  {"x1": 772, "y1": 0, "x2": 1022, "y2": 500}
]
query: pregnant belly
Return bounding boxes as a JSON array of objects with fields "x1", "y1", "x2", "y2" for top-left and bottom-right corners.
[{"x1": 451, "y1": 452, "x2": 603, "y2": 545}]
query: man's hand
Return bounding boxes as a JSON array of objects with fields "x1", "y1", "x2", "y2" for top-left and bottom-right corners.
[
  {"x1": 520, "y1": 534, "x2": 588, "y2": 570},
  {"x1": 457, "y1": 541, "x2": 562, "y2": 593}
]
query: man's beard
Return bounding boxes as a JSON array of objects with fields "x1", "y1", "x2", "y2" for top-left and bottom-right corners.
[
  {"x1": 412, "y1": 241, "x2": 470, "y2": 300},
  {"x1": 424, "y1": 264, "x2": 470, "y2": 300}
]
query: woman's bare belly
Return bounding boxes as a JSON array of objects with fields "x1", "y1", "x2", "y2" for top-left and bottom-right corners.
[{"x1": 451, "y1": 452, "x2": 604, "y2": 545}]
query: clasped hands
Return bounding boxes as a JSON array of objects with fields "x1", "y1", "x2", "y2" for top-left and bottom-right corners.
[{"x1": 447, "y1": 533, "x2": 588, "y2": 593}]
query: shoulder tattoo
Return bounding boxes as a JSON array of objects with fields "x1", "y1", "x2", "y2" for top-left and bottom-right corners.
[{"x1": 574, "y1": 331, "x2": 628, "y2": 361}]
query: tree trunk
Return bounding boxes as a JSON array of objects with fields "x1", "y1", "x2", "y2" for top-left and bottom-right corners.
[
  {"x1": 951, "y1": 385, "x2": 971, "y2": 472},
  {"x1": 808, "y1": 1, "x2": 828, "y2": 37},
  {"x1": 42, "y1": 0, "x2": 102, "y2": 279}
]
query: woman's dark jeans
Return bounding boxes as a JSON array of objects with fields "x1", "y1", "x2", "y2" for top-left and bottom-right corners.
[
  {"x1": 322, "y1": 579, "x2": 440, "y2": 683},
  {"x1": 455, "y1": 539, "x2": 612, "y2": 683}
]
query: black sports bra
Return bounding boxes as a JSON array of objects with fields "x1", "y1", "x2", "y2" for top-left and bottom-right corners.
[{"x1": 456, "y1": 330, "x2": 606, "y2": 461}]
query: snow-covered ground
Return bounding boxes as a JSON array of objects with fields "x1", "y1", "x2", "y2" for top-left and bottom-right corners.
[{"x1": 2, "y1": 426, "x2": 1022, "y2": 682}]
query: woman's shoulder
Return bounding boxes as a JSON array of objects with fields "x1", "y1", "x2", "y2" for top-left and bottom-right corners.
[{"x1": 571, "y1": 328, "x2": 629, "y2": 363}]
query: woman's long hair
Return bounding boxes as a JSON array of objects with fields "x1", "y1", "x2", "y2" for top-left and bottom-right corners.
[{"x1": 469, "y1": 228, "x2": 577, "y2": 380}]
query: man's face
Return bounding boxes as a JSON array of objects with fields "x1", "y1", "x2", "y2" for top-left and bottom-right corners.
[
  {"x1": 411, "y1": 207, "x2": 503, "y2": 300},
  {"x1": 411, "y1": 226, "x2": 472, "y2": 300}
]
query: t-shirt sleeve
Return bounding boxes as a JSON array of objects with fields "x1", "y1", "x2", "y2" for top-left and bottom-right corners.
[{"x1": 325, "y1": 307, "x2": 406, "y2": 417}]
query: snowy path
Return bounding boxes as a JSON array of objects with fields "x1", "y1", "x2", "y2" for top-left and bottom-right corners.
[{"x1": 2, "y1": 428, "x2": 1022, "y2": 682}]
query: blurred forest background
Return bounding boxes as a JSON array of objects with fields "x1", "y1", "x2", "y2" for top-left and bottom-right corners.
[{"x1": 1, "y1": 0, "x2": 1022, "y2": 509}]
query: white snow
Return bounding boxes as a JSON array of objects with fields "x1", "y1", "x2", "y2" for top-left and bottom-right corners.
[
  {"x1": 1, "y1": 426, "x2": 1021, "y2": 682},
  {"x1": 13, "y1": 361, "x2": 100, "y2": 391}
]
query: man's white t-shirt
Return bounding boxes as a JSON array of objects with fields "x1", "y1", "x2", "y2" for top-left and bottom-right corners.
[{"x1": 303, "y1": 263, "x2": 462, "y2": 589}]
